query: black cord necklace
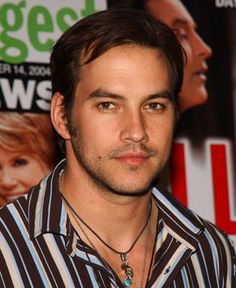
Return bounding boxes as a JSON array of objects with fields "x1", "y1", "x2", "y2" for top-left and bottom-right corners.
[{"x1": 61, "y1": 193, "x2": 152, "y2": 287}]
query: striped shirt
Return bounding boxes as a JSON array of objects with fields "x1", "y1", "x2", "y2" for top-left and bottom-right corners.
[{"x1": 0, "y1": 160, "x2": 235, "y2": 287}]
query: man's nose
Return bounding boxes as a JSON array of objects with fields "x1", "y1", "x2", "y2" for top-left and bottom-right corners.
[
  {"x1": 120, "y1": 110, "x2": 149, "y2": 143},
  {"x1": 194, "y1": 32, "x2": 212, "y2": 59}
]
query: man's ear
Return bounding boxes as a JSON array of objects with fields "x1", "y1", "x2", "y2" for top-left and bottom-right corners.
[{"x1": 50, "y1": 92, "x2": 71, "y2": 140}]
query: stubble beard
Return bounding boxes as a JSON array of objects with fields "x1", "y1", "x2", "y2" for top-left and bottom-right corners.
[{"x1": 70, "y1": 135, "x2": 168, "y2": 198}]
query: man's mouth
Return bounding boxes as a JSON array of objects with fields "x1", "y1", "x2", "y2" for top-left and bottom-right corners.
[
  {"x1": 114, "y1": 153, "x2": 151, "y2": 166},
  {"x1": 194, "y1": 65, "x2": 208, "y2": 80},
  {"x1": 194, "y1": 71, "x2": 207, "y2": 80}
]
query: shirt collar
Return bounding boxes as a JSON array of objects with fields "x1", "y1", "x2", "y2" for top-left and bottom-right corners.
[
  {"x1": 152, "y1": 186, "x2": 205, "y2": 251},
  {"x1": 28, "y1": 161, "x2": 205, "y2": 257},
  {"x1": 28, "y1": 159, "x2": 69, "y2": 239},
  {"x1": 27, "y1": 159, "x2": 104, "y2": 260}
]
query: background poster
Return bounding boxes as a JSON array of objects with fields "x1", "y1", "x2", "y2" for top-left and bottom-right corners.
[
  {"x1": 170, "y1": 0, "x2": 236, "y2": 244},
  {"x1": 166, "y1": 0, "x2": 236, "y2": 244},
  {"x1": 0, "y1": 0, "x2": 106, "y2": 205},
  {"x1": 1, "y1": 0, "x2": 236, "y2": 245}
]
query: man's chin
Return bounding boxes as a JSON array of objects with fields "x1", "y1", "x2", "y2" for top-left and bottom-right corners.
[
  {"x1": 109, "y1": 188, "x2": 151, "y2": 197},
  {"x1": 106, "y1": 180, "x2": 155, "y2": 197}
]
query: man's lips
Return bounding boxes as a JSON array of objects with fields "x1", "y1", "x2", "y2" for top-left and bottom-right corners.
[
  {"x1": 194, "y1": 65, "x2": 208, "y2": 80},
  {"x1": 195, "y1": 72, "x2": 207, "y2": 81},
  {"x1": 113, "y1": 153, "x2": 151, "y2": 165}
]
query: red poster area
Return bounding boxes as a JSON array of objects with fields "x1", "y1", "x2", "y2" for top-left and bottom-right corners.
[{"x1": 170, "y1": 140, "x2": 236, "y2": 235}]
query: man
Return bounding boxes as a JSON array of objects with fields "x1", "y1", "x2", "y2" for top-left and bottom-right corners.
[
  {"x1": 109, "y1": 0, "x2": 213, "y2": 112},
  {"x1": 0, "y1": 9, "x2": 235, "y2": 288},
  {"x1": 146, "y1": 0, "x2": 212, "y2": 111}
]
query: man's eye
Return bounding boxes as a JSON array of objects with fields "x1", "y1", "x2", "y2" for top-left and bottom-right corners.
[
  {"x1": 145, "y1": 103, "x2": 165, "y2": 111},
  {"x1": 97, "y1": 102, "x2": 116, "y2": 111},
  {"x1": 173, "y1": 28, "x2": 188, "y2": 41}
]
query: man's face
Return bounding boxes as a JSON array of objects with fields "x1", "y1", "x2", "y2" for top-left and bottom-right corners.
[
  {"x1": 146, "y1": 0, "x2": 212, "y2": 112},
  {"x1": 65, "y1": 45, "x2": 175, "y2": 197}
]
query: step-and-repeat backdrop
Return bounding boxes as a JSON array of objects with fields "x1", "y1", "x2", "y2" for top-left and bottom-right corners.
[{"x1": 1, "y1": 0, "x2": 236, "y2": 244}]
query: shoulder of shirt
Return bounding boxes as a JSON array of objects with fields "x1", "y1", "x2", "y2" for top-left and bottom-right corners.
[
  {"x1": 152, "y1": 185, "x2": 236, "y2": 257},
  {"x1": 0, "y1": 159, "x2": 67, "y2": 240}
]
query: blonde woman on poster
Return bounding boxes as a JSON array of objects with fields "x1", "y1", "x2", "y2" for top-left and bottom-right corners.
[{"x1": 0, "y1": 112, "x2": 59, "y2": 206}]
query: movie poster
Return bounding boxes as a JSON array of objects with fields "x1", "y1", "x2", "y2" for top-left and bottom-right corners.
[{"x1": 0, "y1": 0, "x2": 106, "y2": 206}]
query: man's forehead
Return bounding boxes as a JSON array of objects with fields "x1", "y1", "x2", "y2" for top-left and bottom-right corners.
[{"x1": 79, "y1": 44, "x2": 167, "y2": 78}]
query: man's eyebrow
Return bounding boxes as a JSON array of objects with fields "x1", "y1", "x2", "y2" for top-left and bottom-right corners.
[
  {"x1": 146, "y1": 90, "x2": 172, "y2": 101},
  {"x1": 172, "y1": 18, "x2": 196, "y2": 29},
  {"x1": 87, "y1": 88, "x2": 172, "y2": 101},
  {"x1": 87, "y1": 89, "x2": 124, "y2": 100},
  {"x1": 172, "y1": 19, "x2": 187, "y2": 26}
]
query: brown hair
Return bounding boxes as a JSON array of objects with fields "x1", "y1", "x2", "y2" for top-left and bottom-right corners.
[{"x1": 50, "y1": 8, "x2": 184, "y2": 148}]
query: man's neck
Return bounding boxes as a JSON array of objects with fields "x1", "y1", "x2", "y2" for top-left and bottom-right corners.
[{"x1": 60, "y1": 162, "x2": 153, "y2": 250}]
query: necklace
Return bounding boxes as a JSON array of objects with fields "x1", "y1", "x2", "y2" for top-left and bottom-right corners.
[
  {"x1": 61, "y1": 193, "x2": 152, "y2": 287},
  {"x1": 65, "y1": 197, "x2": 151, "y2": 288}
]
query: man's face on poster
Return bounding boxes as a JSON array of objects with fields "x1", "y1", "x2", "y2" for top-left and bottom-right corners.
[{"x1": 146, "y1": 0, "x2": 212, "y2": 112}]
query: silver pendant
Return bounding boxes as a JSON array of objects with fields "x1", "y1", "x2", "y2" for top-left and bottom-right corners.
[{"x1": 120, "y1": 253, "x2": 134, "y2": 287}]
